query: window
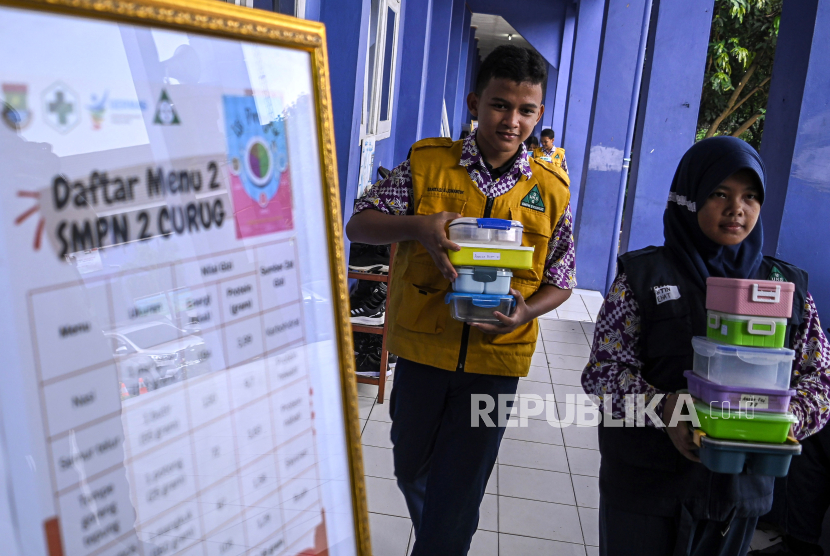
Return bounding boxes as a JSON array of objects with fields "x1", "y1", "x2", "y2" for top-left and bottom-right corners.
[{"x1": 361, "y1": 0, "x2": 400, "y2": 140}]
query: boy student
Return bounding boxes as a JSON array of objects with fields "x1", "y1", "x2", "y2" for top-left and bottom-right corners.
[
  {"x1": 532, "y1": 128, "x2": 568, "y2": 173},
  {"x1": 346, "y1": 45, "x2": 575, "y2": 555}
]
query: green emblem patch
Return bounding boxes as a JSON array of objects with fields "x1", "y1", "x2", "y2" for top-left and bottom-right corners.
[
  {"x1": 521, "y1": 185, "x2": 546, "y2": 213},
  {"x1": 768, "y1": 266, "x2": 786, "y2": 282}
]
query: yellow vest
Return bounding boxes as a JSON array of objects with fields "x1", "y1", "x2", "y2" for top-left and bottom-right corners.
[
  {"x1": 532, "y1": 146, "x2": 566, "y2": 170},
  {"x1": 386, "y1": 138, "x2": 571, "y2": 377}
]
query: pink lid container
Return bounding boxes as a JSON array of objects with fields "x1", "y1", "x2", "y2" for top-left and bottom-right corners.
[{"x1": 706, "y1": 277, "x2": 794, "y2": 319}]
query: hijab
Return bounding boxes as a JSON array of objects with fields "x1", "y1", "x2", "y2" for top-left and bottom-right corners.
[{"x1": 663, "y1": 136, "x2": 766, "y2": 291}]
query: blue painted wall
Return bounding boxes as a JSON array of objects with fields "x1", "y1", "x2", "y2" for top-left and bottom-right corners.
[
  {"x1": 421, "y1": 0, "x2": 453, "y2": 138},
  {"x1": 573, "y1": 0, "x2": 650, "y2": 293},
  {"x1": 621, "y1": 0, "x2": 714, "y2": 253},
  {"x1": 318, "y1": 0, "x2": 370, "y2": 217},
  {"x1": 452, "y1": 11, "x2": 474, "y2": 139},
  {"x1": 394, "y1": 0, "x2": 432, "y2": 165},
  {"x1": 444, "y1": 0, "x2": 469, "y2": 140},
  {"x1": 561, "y1": 0, "x2": 605, "y2": 218},
  {"x1": 552, "y1": 1, "x2": 576, "y2": 141},
  {"x1": 761, "y1": 0, "x2": 830, "y2": 314}
]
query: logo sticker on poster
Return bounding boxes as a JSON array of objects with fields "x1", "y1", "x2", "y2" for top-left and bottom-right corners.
[
  {"x1": 154, "y1": 89, "x2": 180, "y2": 125},
  {"x1": 2, "y1": 83, "x2": 32, "y2": 130},
  {"x1": 87, "y1": 91, "x2": 108, "y2": 130},
  {"x1": 43, "y1": 82, "x2": 79, "y2": 133},
  {"x1": 222, "y1": 95, "x2": 293, "y2": 239}
]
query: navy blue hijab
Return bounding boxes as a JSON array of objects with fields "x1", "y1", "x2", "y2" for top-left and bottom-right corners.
[{"x1": 663, "y1": 136, "x2": 766, "y2": 291}]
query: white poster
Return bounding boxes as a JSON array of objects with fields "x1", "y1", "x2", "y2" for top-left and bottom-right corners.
[{"x1": 0, "y1": 5, "x2": 357, "y2": 556}]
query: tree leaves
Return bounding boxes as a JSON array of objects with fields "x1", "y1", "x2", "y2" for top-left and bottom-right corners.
[{"x1": 697, "y1": 0, "x2": 781, "y2": 147}]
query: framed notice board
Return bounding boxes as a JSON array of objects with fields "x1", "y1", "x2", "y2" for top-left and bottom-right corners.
[{"x1": 0, "y1": 0, "x2": 370, "y2": 555}]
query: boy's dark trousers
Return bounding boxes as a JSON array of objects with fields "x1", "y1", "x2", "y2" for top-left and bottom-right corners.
[{"x1": 388, "y1": 357, "x2": 519, "y2": 556}]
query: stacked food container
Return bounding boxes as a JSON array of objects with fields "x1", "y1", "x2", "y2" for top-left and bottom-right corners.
[
  {"x1": 443, "y1": 218, "x2": 534, "y2": 323},
  {"x1": 689, "y1": 277, "x2": 801, "y2": 476}
]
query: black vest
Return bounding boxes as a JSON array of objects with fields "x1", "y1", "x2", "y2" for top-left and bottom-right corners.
[{"x1": 597, "y1": 246, "x2": 808, "y2": 520}]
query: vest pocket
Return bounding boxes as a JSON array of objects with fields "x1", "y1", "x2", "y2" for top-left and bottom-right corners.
[
  {"x1": 644, "y1": 300, "x2": 693, "y2": 359},
  {"x1": 394, "y1": 261, "x2": 449, "y2": 334}
]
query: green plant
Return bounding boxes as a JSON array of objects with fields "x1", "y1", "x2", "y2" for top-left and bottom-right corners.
[{"x1": 698, "y1": 0, "x2": 781, "y2": 148}]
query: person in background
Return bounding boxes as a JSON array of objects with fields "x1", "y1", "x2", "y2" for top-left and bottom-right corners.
[
  {"x1": 346, "y1": 45, "x2": 575, "y2": 555},
  {"x1": 525, "y1": 134, "x2": 539, "y2": 151},
  {"x1": 581, "y1": 137, "x2": 830, "y2": 556},
  {"x1": 532, "y1": 127, "x2": 568, "y2": 173},
  {"x1": 750, "y1": 422, "x2": 830, "y2": 556}
]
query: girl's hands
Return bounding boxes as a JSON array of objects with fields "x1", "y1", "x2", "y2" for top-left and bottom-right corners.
[{"x1": 663, "y1": 393, "x2": 701, "y2": 462}]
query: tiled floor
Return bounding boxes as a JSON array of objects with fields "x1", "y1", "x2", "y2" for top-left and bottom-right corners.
[{"x1": 353, "y1": 288, "x2": 779, "y2": 554}]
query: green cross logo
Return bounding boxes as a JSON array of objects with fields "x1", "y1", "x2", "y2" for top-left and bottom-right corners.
[
  {"x1": 43, "y1": 82, "x2": 79, "y2": 133},
  {"x1": 520, "y1": 185, "x2": 546, "y2": 213},
  {"x1": 768, "y1": 266, "x2": 786, "y2": 282}
]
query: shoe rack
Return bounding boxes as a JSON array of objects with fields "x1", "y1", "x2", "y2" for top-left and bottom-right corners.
[{"x1": 348, "y1": 244, "x2": 395, "y2": 404}]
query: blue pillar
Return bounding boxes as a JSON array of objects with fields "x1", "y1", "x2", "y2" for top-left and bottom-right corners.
[
  {"x1": 620, "y1": 0, "x2": 715, "y2": 253},
  {"x1": 460, "y1": 31, "x2": 478, "y2": 131},
  {"x1": 452, "y1": 15, "x2": 473, "y2": 138},
  {"x1": 760, "y1": 0, "x2": 830, "y2": 313},
  {"x1": 534, "y1": 65, "x2": 558, "y2": 138},
  {"x1": 444, "y1": 0, "x2": 469, "y2": 140},
  {"x1": 561, "y1": 0, "x2": 604, "y2": 218},
  {"x1": 552, "y1": 1, "x2": 576, "y2": 141},
  {"x1": 421, "y1": 0, "x2": 453, "y2": 138},
  {"x1": 318, "y1": 0, "x2": 370, "y2": 215},
  {"x1": 572, "y1": 0, "x2": 650, "y2": 293},
  {"x1": 394, "y1": 0, "x2": 432, "y2": 165}
]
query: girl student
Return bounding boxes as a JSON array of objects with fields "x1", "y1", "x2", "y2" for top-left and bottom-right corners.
[{"x1": 581, "y1": 137, "x2": 830, "y2": 556}]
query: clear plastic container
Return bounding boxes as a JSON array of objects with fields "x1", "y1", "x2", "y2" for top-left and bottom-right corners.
[
  {"x1": 453, "y1": 267, "x2": 512, "y2": 295},
  {"x1": 691, "y1": 336, "x2": 795, "y2": 391},
  {"x1": 444, "y1": 293, "x2": 515, "y2": 323},
  {"x1": 448, "y1": 217, "x2": 523, "y2": 246}
]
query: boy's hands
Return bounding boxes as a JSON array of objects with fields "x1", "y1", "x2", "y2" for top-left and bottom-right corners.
[
  {"x1": 414, "y1": 212, "x2": 462, "y2": 281},
  {"x1": 471, "y1": 288, "x2": 531, "y2": 334}
]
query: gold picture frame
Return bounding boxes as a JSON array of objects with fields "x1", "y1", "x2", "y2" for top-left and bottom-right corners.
[{"x1": 0, "y1": 0, "x2": 370, "y2": 554}]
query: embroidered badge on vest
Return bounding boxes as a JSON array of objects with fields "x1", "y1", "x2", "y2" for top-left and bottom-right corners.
[
  {"x1": 653, "y1": 285, "x2": 681, "y2": 305},
  {"x1": 520, "y1": 185, "x2": 546, "y2": 213},
  {"x1": 768, "y1": 266, "x2": 786, "y2": 282}
]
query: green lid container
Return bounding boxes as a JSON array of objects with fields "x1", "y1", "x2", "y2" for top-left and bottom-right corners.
[
  {"x1": 693, "y1": 400, "x2": 797, "y2": 444},
  {"x1": 706, "y1": 310, "x2": 787, "y2": 348}
]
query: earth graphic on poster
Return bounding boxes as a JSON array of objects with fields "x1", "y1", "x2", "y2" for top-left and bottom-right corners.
[{"x1": 223, "y1": 95, "x2": 294, "y2": 239}]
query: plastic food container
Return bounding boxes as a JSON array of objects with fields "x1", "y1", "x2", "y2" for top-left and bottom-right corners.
[
  {"x1": 684, "y1": 371, "x2": 795, "y2": 413},
  {"x1": 693, "y1": 400, "x2": 797, "y2": 443},
  {"x1": 699, "y1": 435, "x2": 801, "y2": 477},
  {"x1": 448, "y1": 243, "x2": 534, "y2": 270},
  {"x1": 706, "y1": 277, "x2": 795, "y2": 319},
  {"x1": 453, "y1": 267, "x2": 512, "y2": 295},
  {"x1": 692, "y1": 336, "x2": 795, "y2": 391},
  {"x1": 445, "y1": 293, "x2": 515, "y2": 323},
  {"x1": 707, "y1": 310, "x2": 787, "y2": 348},
  {"x1": 448, "y1": 217, "x2": 523, "y2": 246}
]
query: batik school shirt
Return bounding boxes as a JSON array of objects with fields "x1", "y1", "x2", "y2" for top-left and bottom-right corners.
[
  {"x1": 353, "y1": 131, "x2": 577, "y2": 290},
  {"x1": 535, "y1": 145, "x2": 568, "y2": 174},
  {"x1": 581, "y1": 273, "x2": 830, "y2": 440}
]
